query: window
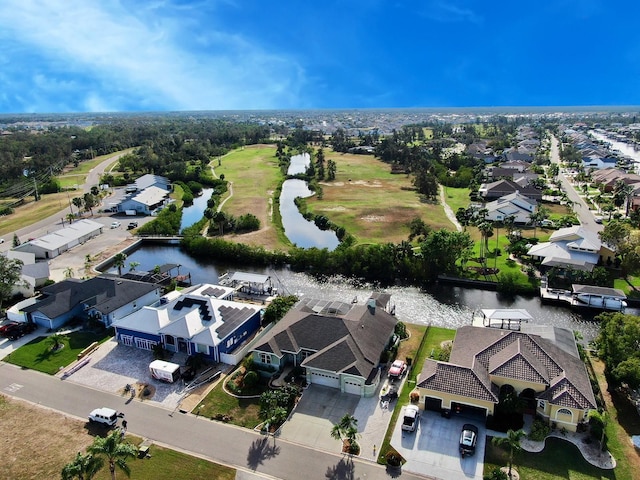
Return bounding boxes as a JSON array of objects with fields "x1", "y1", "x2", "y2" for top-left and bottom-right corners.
[
  {"x1": 557, "y1": 408, "x2": 572, "y2": 416},
  {"x1": 301, "y1": 349, "x2": 314, "y2": 360},
  {"x1": 135, "y1": 338, "x2": 157, "y2": 350},
  {"x1": 226, "y1": 338, "x2": 235, "y2": 348},
  {"x1": 164, "y1": 335, "x2": 175, "y2": 346},
  {"x1": 537, "y1": 400, "x2": 546, "y2": 409},
  {"x1": 195, "y1": 343, "x2": 208, "y2": 354},
  {"x1": 260, "y1": 353, "x2": 272, "y2": 365}
]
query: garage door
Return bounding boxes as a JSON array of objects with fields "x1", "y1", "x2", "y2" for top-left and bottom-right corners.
[
  {"x1": 425, "y1": 396, "x2": 443, "y2": 412},
  {"x1": 451, "y1": 401, "x2": 487, "y2": 418},
  {"x1": 311, "y1": 371, "x2": 340, "y2": 389},
  {"x1": 343, "y1": 380, "x2": 362, "y2": 395}
]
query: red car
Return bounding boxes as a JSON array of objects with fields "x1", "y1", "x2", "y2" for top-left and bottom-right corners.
[
  {"x1": 0, "y1": 322, "x2": 19, "y2": 337},
  {"x1": 389, "y1": 360, "x2": 407, "y2": 379}
]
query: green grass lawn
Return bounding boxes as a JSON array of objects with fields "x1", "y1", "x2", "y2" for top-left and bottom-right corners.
[
  {"x1": 444, "y1": 187, "x2": 471, "y2": 214},
  {"x1": 306, "y1": 150, "x2": 453, "y2": 244},
  {"x1": 614, "y1": 276, "x2": 640, "y2": 298},
  {"x1": 195, "y1": 378, "x2": 263, "y2": 429},
  {"x1": 484, "y1": 436, "x2": 617, "y2": 480},
  {"x1": 93, "y1": 439, "x2": 235, "y2": 480},
  {"x1": 4, "y1": 330, "x2": 113, "y2": 374}
]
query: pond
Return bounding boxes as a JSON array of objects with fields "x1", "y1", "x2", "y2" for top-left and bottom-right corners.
[
  {"x1": 287, "y1": 152, "x2": 310, "y2": 175},
  {"x1": 180, "y1": 188, "x2": 213, "y2": 231},
  {"x1": 279, "y1": 179, "x2": 340, "y2": 250}
]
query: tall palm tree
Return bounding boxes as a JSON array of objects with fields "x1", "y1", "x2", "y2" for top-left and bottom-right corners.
[
  {"x1": 128, "y1": 261, "x2": 140, "y2": 272},
  {"x1": 113, "y1": 253, "x2": 127, "y2": 276},
  {"x1": 330, "y1": 413, "x2": 360, "y2": 454},
  {"x1": 61, "y1": 452, "x2": 104, "y2": 480},
  {"x1": 87, "y1": 431, "x2": 137, "y2": 480},
  {"x1": 491, "y1": 429, "x2": 525, "y2": 479},
  {"x1": 477, "y1": 221, "x2": 493, "y2": 266}
]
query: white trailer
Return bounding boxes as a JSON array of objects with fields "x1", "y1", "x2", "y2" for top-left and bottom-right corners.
[{"x1": 149, "y1": 360, "x2": 181, "y2": 383}]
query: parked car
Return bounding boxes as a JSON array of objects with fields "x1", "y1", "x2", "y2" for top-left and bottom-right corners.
[
  {"x1": 88, "y1": 407, "x2": 120, "y2": 427},
  {"x1": 389, "y1": 360, "x2": 407, "y2": 379},
  {"x1": 401, "y1": 404, "x2": 420, "y2": 432},
  {"x1": 127, "y1": 221, "x2": 138, "y2": 230},
  {"x1": 459, "y1": 423, "x2": 479, "y2": 457},
  {"x1": 0, "y1": 322, "x2": 19, "y2": 337},
  {"x1": 110, "y1": 221, "x2": 121, "y2": 229},
  {"x1": 2, "y1": 322, "x2": 35, "y2": 341},
  {"x1": 0, "y1": 238, "x2": 4, "y2": 243},
  {"x1": 594, "y1": 216, "x2": 603, "y2": 224}
]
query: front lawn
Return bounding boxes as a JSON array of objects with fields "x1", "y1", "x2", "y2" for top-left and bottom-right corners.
[
  {"x1": 4, "y1": 330, "x2": 112, "y2": 374},
  {"x1": 195, "y1": 379, "x2": 262, "y2": 429},
  {"x1": 484, "y1": 436, "x2": 616, "y2": 480}
]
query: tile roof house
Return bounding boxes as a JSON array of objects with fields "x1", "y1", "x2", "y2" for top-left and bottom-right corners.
[
  {"x1": 22, "y1": 276, "x2": 161, "y2": 330},
  {"x1": 416, "y1": 325, "x2": 596, "y2": 432},
  {"x1": 251, "y1": 294, "x2": 397, "y2": 397},
  {"x1": 112, "y1": 283, "x2": 262, "y2": 364},
  {"x1": 526, "y1": 226, "x2": 615, "y2": 272}
]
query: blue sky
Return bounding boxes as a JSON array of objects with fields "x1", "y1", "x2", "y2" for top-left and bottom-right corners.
[{"x1": 0, "y1": 0, "x2": 637, "y2": 113}]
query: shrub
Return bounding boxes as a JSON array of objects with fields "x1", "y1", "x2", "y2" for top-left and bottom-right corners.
[
  {"x1": 243, "y1": 370, "x2": 259, "y2": 388},
  {"x1": 385, "y1": 450, "x2": 403, "y2": 467},
  {"x1": 528, "y1": 419, "x2": 551, "y2": 441}
]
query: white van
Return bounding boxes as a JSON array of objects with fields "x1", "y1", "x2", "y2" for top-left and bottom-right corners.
[{"x1": 88, "y1": 407, "x2": 119, "y2": 426}]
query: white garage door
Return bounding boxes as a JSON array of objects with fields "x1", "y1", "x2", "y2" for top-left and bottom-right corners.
[
  {"x1": 343, "y1": 380, "x2": 362, "y2": 396},
  {"x1": 311, "y1": 371, "x2": 340, "y2": 389}
]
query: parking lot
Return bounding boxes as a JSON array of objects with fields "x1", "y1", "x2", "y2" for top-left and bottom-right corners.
[{"x1": 392, "y1": 409, "x2": 486, "y2": 479}]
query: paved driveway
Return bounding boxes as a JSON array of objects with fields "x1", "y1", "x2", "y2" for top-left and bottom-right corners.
[
  {"x1": 278, "y1": 385, "x2": 360, "y2": 453},
  {"x1": 392, "y1": 410, "x2": 485, "y2": 480}
]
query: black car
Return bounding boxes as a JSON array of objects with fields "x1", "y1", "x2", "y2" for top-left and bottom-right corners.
[
  {"x1": 459, "y1": 424, "x2": 478, "y2": 457},
  {"x1": 127, "y1": 221, "x2": 138, "y2": 230}
]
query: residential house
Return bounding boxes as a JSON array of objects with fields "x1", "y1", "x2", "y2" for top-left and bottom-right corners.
[
  {"x1": 112, "y1": 283, "x2": 262, "y2": 364},
  {"x1": 6, "y1": 250, "x2": 49, "y2": 298},
  {"x1": 484, "y1": 193, "x2": 537, "y2": 224},
  {"x1": 478, "y1": 179, "x2": 542, "y2": 201},
  {"x1": 22, "y1": 276, "x2": 161, "y2": 330},
  {"x1": 581, "y1": 155, "x2": 617, "y2": 171},
  {"x1": 527, "y1": 226, "x2": 615, "y2": 272},
  {"x1": 13, "y1": 219, "x2": 103, "y2": 259},
  {"x1": 415, "y1": 325, "x2": 596, "y2": 432},
  {"x1": 251, "y1": 294, "x2": 398, "y2": 397}
]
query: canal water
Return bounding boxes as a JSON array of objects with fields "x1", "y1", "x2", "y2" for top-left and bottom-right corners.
[
  {"x1": 590, "y1": 130, "x2": 640, "y2": 164},
  {"x1": 113, "y1": 244, "x2": 612, "y2": 342},
  {"x1": 180, "y1": 188, "x2": 214, "y2": 231},
  {"x1": 288, "y1": 152, "x2": 310, "y2": 175},
  {"x1": 280, "y1": 179, "x2": 340, "y2": 250}
]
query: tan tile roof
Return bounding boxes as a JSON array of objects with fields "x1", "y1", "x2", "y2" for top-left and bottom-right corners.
[{"x1": 417, "y1": 359, "x2": 498, "y2": 403}]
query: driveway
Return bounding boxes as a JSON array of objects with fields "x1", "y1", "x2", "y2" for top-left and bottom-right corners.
[
  {"x1": 278, "y1": 385, "x2": 360, "y2": 453},
  {"x1": 392, "y1": 409, "x2": 485, "y2": 480}
]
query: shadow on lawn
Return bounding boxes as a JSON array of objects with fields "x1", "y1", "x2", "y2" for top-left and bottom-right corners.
[{"x1": 610, "y1": 388, "x2": 640, "y2": 440}]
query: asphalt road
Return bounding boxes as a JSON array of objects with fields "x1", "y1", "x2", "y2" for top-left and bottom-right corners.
[
  {"x1": 549, "y1": 135, "x2": 603, "y2": 234},
  {"x1": 0, "y1": 363, "x2": 429, "y2": 480}
]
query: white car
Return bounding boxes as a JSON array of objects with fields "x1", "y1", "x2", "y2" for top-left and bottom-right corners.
[
  {"x1": 110, "y1": 221, "x2": 121, "y2": 229},
  {"x1": 88, "y1": 407, "x2": 119, "y2": 426},
  {"x1": 401, "y1": 404, "x2": 420, "y2": 432}
]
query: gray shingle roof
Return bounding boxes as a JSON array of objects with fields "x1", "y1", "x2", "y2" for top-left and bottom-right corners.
[
  {"x1": 253, "y1": 299, "x2": 396, "y2": 384},
  {"x1": 24, "y1": 276, "x2": 158, "y2": 318}
]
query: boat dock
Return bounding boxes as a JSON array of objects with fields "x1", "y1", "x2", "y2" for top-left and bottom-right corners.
[
  {"x1": 471, "y1": 308, "x2": 533, "y2": 331},
  {"x1": 540, "y1": 284, "x2": 627, "y2": 312}
]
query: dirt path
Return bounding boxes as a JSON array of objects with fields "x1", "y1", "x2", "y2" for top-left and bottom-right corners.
[{"x1": 440, "y1": 185, "x2": 462, "y2": 232}]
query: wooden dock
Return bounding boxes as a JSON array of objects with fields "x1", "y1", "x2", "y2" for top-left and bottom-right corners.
[{"x1": 540, "y1": 286, "x2": 627, "y2": 312}]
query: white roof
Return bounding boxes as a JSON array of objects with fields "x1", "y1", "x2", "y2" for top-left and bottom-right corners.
[
  {"x1": 26, "y1": 219, "x2": 102, "y2": 251},
  {"x1": 481, "y1": 309, "x2": 533, "y2": 321},
  {"x1": 132, "y1": 186, "x2": 169, "y2": 206},
  {"x1": 149, "y1": 360, "x2": 180, "y2": 373},
  {"x1": 230, "y1": 272, "x2": 270, "y2": 284}
]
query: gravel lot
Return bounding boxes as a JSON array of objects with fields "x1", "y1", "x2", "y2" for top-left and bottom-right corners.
[{"x1": 64, "y1": 339, "x2": 186, "y2": 410}]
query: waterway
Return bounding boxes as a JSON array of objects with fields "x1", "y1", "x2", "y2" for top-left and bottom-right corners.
[
  {"x1": 590, "y1": 130, "x2": 640, "y2": 164},
  {"x1": 111, "y1": 244, "x2": 615, "y2": 342},
  {"x1": 180, "y1": 188, "x2": 213, "y2": 231},
  {"x1": 280, "y1": 179, "x2": 340, "y2": 250},
  {"x1": 287, "y1": 152, "x2": 310, "y2": 175}
]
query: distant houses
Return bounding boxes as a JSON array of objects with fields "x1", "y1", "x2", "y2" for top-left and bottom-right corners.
[{"x1": 13, "y1": 219, "x2": 103, "y2": 259}]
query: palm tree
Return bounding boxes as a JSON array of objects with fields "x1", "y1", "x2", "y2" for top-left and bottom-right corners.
[
  {"x1": 113, "y1": 253, "x2": 127, "y2": 276},
  {"x1": 330, "y1": 413, "x2": 360, "y2": 455},
  {"x1": 61, "y1": 452, "x2": 104, "y2": 480},
  {"x1": 66, "y1": 213, "x2": 75, "y2": 224},
  {"x1": 49, "y1": 333, "x2": 64, "y2": 351},
  {"x1": 491, "y1": 429, "x2": 526, "y2": 479},
  {"x1": 87, "y1": 431, "x2": 137, "y2": 480},
  {"x1": 64, "y1": 267, "x2": 75, "y2": 278},
  {"x1": 128, "y1": 261, "x2": 140, "y2": 272},
  {"x1": 477, "y1": 221, "x2": 494, "y2": 267}
]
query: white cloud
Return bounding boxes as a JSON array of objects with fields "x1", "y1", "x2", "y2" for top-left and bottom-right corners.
[
  {"x1": 422, "y1": 1, "x2": 483, "y2": 24},
  {"x1": 0, "y1": 0, "x2": 304, "y2": 111}
]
